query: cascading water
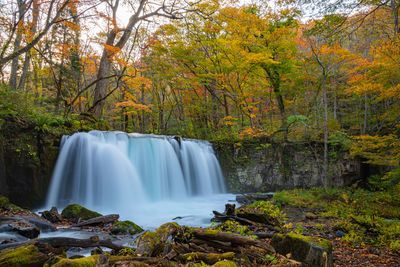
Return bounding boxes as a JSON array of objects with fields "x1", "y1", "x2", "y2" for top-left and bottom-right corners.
[{"x1": 46, "y1": 131, "x2": 230, "y2": 228}]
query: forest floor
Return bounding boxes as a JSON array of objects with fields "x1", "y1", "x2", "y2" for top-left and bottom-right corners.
[{"x1": 274, "y1": 187, "x2": 400, "y2": 266}]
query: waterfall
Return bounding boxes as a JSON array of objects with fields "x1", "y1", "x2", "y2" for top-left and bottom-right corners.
[{"x1": 46, "y1": 131, "x2": 226, "y2": 222}]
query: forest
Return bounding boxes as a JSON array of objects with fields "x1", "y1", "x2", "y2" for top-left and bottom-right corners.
[{"x1": 0, "y1": 0, "x2": 399, "y2": 266}]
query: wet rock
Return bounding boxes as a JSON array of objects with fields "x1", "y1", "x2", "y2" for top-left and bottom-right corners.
[
  {"x1": 9, "y1": 222, "x2": 40, "y2": 239},
  {"x1": 0, "y1": 239, "x2": 17, "y2": 245},
  {"x1": 335, "y1": 230, "x2": 346, "y2": 238},
  {"x1": 271, "y1": 232, "x2": 333, "y2": 267},
  {"x1": 91, "y1": 247, "x2": 103, "y2": 255},
  {"x1": 61, "y1": 204, "x2": 102, "y2": 222},
  {"x1": 40, "y1": 207, "x2": 62, "y2": 223},
  {"x1": 110, "y1": 220, "x2": 143, "y2": 235},
  {"x1": 21, "y1": 214, "x2": 56, "y2": 231}
]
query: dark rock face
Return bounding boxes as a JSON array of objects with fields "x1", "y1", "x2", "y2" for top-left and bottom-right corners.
[
  {"x1": 40, "y1": 207, "x2": 62, "y2": 223},
  {"x1": 0, "y1": 124, "x2": 60, "y2": 208},
  {"x1": 214, "y1": 140, "x2": 361, "y2": 193}
]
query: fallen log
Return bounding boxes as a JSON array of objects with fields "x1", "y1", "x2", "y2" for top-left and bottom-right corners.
[
  {"x1": 71, "y1": 214, "x2": 119, "y2": 227},
  {"x1": 192, "y1": 229, "x2": 275, "y2": 254},
  {"x1": 37, "y1": 235, "x2": 122, "y2": 250}
]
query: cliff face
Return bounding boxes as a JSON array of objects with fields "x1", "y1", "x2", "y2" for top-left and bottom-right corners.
[
  {"x1": 0, "y1": 121, "x2": 60, "y2": 208},
  {"x1": 213, "y1": 140, "x2": 361, "y2": 193}
]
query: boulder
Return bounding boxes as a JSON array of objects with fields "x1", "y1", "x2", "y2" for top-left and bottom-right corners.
[
  {"x1": 136, "y1": 222, "x2": 180, "y2": 257},
  {"x1": 0, "y1": 244, "x2": 49, "y2": 266},
  {"x1": 110, "y1": 220, "x2": 144, "y2": 235},
  {"x1": 9, "y1": 222, "x2": 39, "y2": 239},
  {"x1": 61, "y1": 204, "x2": 102, "y2": 222},
  {"x1": 235, "y1": 201, "x2": 285, "y2": 227},
  {"x1": 40, "y1": 207, "x2": 62, "y2": 223},
  {"x1": 270, "y1": 232, "x2": 333, "y2": 267}
]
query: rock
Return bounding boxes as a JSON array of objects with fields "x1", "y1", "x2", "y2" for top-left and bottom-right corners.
[
  {"x1": 305, "y1": 212, "x2": 317, "y2": 220},
  {"x1": 335, "y1": 230, "x2": 346, "y2": 238},
  {"x1": 61, "y1": 204, "x2": 102, "y2": 222},
  {"x1": 136, "y1": 222, "x2": 180, "y2": 257},
  {"x1": 213, "y1": 260, "x2": 238, "y2": 267},
  {"x1": 224, "y1": 204, "x2": 236, "y2": 216},
  {"x1": 9, "y1": 222, "x2": 40, "y2": 239},
  {"x1": 47, "y1": 254, "x2": 108, "y2": 267},
  {"x1": 271, "y1": 232, "x2": 333, "y2": 267},
  {"x1": 235, "y1": 201, "x2": 284, "y2": 227},
  {"x1": 235, "y1": 193, "x2": 274, "y2": 205},
  {"x1": 110, "y1": 220, "x2": 144, "y2": 235},
  {"x1": 21, "y1": 214, "x2": 56, "y2": 231},
  {"x1": 40, "y1": 207, "x2": 62, "y2": 223},
  {"x1": 0, "y1": 244, "x2": 50, "y2": 266},
  {"x1": 91, "y1": 247, "x2": 103, "y2": 255}
]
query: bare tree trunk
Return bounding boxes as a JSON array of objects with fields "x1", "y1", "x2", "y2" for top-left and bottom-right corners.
[
  {"x1": 392, "y1": 0, "x2": 400, "y2": 35},
  {"x1": 9, "y1": 0, "x2": 26, "y2": 90},
  {"x1": 322, "y1": 70, "x2": 329, "y2": 188}
]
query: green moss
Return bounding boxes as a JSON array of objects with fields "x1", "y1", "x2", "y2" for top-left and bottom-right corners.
[
  {"x1": 212, "y1": 260, "x2": 238, "y2": 267},
  {"x1": 61, "y1": 204, "x2": 102, "y2": 221},
  {"x1": 0, "y1": 244, "x2": 49, "y2": 266},
  {"x1": 236, "y1": 201, "x2": 286, "y2": 227},
  {"x1": 287, "y1": 232, "x2": 332, "y2": 250},
  {"x1": 0, "y1": 195, "x2": 24, "y2": 211},
  {"x1": 50, "y1": 255, "x2": 99, "y2": 267},
  {"x1": 111, "y1": 220, "x2": 144, "y2": 235}
]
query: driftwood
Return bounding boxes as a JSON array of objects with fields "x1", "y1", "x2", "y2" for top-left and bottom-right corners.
[
  {"x1": 0, "y1": 235, "x2": 122, "y2": 251},
  {"x1": 178, "y1": 251, "x2": 235, "y2": 265},
  {"x1": 192, "y1": 229, "x2": 275, "y2": 254},
  {"x1": 71, "y1": 214, "x2": 119, "y2": 227}
]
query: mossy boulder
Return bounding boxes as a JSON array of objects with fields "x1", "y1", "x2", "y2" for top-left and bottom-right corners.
[
  {"x1": 0, "y1": 195, "x2": 24, "y2": 212},
  {"x1": 0, "y1": 244, "x2": 49, "y2": 267},
  {"x1": 213, "y1": 260, "x2": 238, "y2": 267},
  {"x1": 136, "y1": 222, "x2": 180, "y2": 257},
  {"x1": 270, "y1": 232, "x2": 333, "y2": 267},
  {"x1": 236, "y1": 201, "x2": 286, "y2": 227},
  {"x1": 61, "y1": 204, "x2": 102, "y2": 222},
  {"x1": 44, "y1": 255, "x2": 108, "y2": 267},
  {"x1": 110, "y1": 220, "x2": 144, "y2": 235}
]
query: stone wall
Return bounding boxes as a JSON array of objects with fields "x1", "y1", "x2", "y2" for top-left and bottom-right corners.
[{"x1": 213, "y1": 139, "x2": 361, "y2": 193}]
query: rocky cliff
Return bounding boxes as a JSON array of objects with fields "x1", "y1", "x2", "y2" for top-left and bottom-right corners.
[{"x1": 214, "y1": 139, "x2": 361, "y2": 193}]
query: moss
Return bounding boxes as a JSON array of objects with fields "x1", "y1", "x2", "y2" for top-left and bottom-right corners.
[
  {"x1": 50, "y1": 255, "x2": 99, "y2": 267},
  {"x1": 236, "y1": 201, "x2": 286, "y2": 227},
  {"x1": 287, "y1": 232, "x2": 332, "y2": 251},
  {"x1": 212, "y1": 260, "x2": 238, "y2": 267},
  {"x1": 61, "y1": 204, "x2": 102, "y2": 221},
  {"x1": 111, "y1": 220, "x2": 144, "y2": 235},
  {"x1": 0, "y1": 195, "x2": 24, "y2": 211},
  {"x1": 0, "y1": 244, "x2": 49, "y2": 266}
]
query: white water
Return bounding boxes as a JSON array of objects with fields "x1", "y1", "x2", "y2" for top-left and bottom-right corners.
[{"x1": 45, "y1": 131, "x2": 231, "y2": 228}]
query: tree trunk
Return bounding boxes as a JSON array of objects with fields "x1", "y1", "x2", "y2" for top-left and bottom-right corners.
[
  {"x1": 322, "y1": 70, "x2": 329, "y2": 188},
  {"x1": 9, "y1": 0, "x2": 26, "y2": 90}
]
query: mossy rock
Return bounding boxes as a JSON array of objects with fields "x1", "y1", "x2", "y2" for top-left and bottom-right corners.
[
  {"x1": 136, "y1": 222, "x2": 180, "y2": 257},
  {"x1": 0, "y1": 244, "x2": 49, "y2": 267},
  {"x1": 236, "y1": 201, "x2": 285, "y2": 227},
  {"x1": 270, "y1": 232, "x2": 333, "y2": 267},
  {"x1": 45, "y1": 255, "x2": 107, "y2": 267},
  {"x1": 110, "y1": 220, "x2": 144, "y2": 235},
  {"x1": 213, "y1": 260, "x2": 238, "y2": 267},
  {"x1": 61, "y1": 204, "x2": 102, "y2": 222},
  {"x1": 0, "y1": 195, "x2": 24, "y2": 212}
]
